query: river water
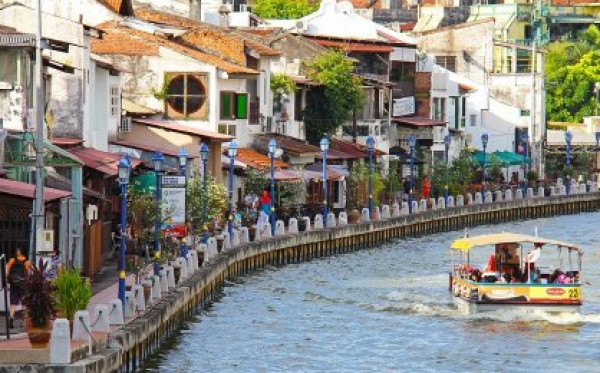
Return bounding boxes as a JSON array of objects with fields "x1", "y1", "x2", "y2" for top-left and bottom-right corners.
[{"x1": 143, "y1": 212, "x2": 600, "y2": 372}]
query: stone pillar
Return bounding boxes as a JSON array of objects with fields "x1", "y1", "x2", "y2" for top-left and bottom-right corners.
[
  {"x1": 132, "y1": 284, "x2": 146, "y2": 312},
  {"x1": 206, "y1": 238, "x2": 218, "y2": 260},
  {"x1": 474, "y1": 192, "x2": 482, "y2": 204},
  {"x1": 231, "y1": 229, "x2": 240, "y2": 246},
  {"x1": 302, "y1": 217, "x2": 311, "y2": 231},
  {"x1": 504, "y1": 189, "x2": 513, "y2": 201},
  {"x1": 338, "y1": 212, "x2": 348, "y2": 226},
  {"x1": 91, "y1": 305, "x2": 109, "y2": 333},
  {"x1": 166, "y1": 266, "x2": 176, "y2": 289},
  {"x1": 429, "y1": 198, "x2": 437, "y2": 210},
  {"x1": 538, "y1": 186, "x2": 545, "y2": 198},
  {"x1": 401, "y1": 202, "x2": 409, "y2": 215},
  {"x1": 151, "y1": 275, "x2": 161, "y2": 300},
  {"x1": 447, "y1": 196, "x2": 455, "y2": 207},
  {"x1": 240, "y1": 227, "x2": 249, "y2": 243},
  {"x1": 557, "y1": 178, "x2": 563, "y2": 186},
  {"x1": 456, "y1": 195, "x2": 464, "y2": 206},
  {"x1": 526, "y1": 188, "x2": 534, "y2": 198},
  {"x1": 437, "y1": 197, "x2": 445, "y2": 209},
  {"x1": 381, "y1": 205, "x2": 391, "y2": 219},
  {"x1": 108, "y1": 300, "x2": 124, "y2": 325},
  {"x1": 411, "y1": 200, "x2": 419, "y2": 213},
  {"x1": 392, "y1": 203, "x2": 400, "y2": 217},
  {"x1": 374, "y1": 206, "x2": 381, "y2": 221},
  {"x1": 288, "y1": 218, "x2": 298, "y2": 234},
  {"x1": 361, "y1": 208, "x2": 370, "y2": 222},
  {"x1": 221, "y1": 232, "x2": 231, "y2": 250},
  {"x1": 186, "y1": 253, "x2": 195, "y2": 274},
  {"x1": 72, "y1": 310, "x2": 91, "y2": 342},
  {"x1": 419, "y1": 199, "x2": 427, "y2": 212},
  {"x1": 50, "y1": 319, "x2": 71, "y2": 364},
  {"x1": 124, "y1": 291, "x2": 135, "y2": 318},
  {"x1": 261, "y1": 223, "x2": 272, "y2": 239},
  {"x1": 515, "y1": 189, "x2": 523, "y2": 199},
  {"x1": 176, "y1": 258, "x2": 188, "y2": 280},
  {"x1": 314, "y1": 214, "x2": 324, "y2": 229},
  {"x1": 327, "y1": 213, "x2": 337, "y2": 227},
  {"x1": 484, "y1": 191, "x2": 493, "y2": 203},
  {"x1": 275, "y1": 220, "x2": 286, "y2": 236},
  {"x1": 467, "y1": 194, "x2": 474, "y2": 205},
  {"x1": 559, "y1": 185, "x2": 567, "y2": 195},
  {"x1": 580, "y1": 184, "x2": 587, "y2": 194},
  {"x1": 495, "y1": 191, "x2": 503, "y2": 202}
]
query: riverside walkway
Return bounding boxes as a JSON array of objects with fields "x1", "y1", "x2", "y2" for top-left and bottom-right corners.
[{"x1": 1, "y1": 186, "x2": 599, "y2": 371}]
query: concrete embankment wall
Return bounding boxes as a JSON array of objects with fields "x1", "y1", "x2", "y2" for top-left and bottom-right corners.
[{"x1": 8, "y1": 193, "x2": 600, "y2": 372}]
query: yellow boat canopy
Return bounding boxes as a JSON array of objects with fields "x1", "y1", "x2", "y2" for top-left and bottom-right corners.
[{"x1": 451, "y1": 233, "x2": 580, "y2": 253}]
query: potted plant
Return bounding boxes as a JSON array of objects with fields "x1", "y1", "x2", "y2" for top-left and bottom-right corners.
[
  {"x1": 21, "y1": 264, "x2": 56, "y2": 348},
  {"x1": 53, "y1": 268, "x2": 92, "y2": 331}
]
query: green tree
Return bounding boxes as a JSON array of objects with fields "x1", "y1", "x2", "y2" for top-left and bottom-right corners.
[
  {"x1": 186, "y1": 169, "x2": 228, "y2": 235},
  {"x1": 448, "y1": 149, "x2": 478, "y2": 196},
  {"x1": 252, "y1": 0, "x2": 319, "y2": 19},
  {"x1": 303, "y1": 50, "x2": 364, "y2": 143}
]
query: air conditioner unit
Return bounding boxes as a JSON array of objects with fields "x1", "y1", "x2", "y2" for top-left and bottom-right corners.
[
  {"x1": 38, "y1": 229, "x2": 54, "y2": 252},
  {"x1": 119, "y1": 116, "x2": 132, "y2": 135}
]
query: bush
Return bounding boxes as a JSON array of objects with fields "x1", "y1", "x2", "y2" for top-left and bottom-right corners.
[
  {"x1": 22, "y1": 264, "x2": 56, "y2": 327},
  {"x1": 53, "y1": 268, "x2": 92, "y2": 321}
]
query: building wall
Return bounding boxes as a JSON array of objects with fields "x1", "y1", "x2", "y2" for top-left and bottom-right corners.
[
  {"x1": 0, "y1": 0, "x2": 119, "y2": 26},
  {"x1": 416, "y1": 19, "x2": 494, "y2": 85}
]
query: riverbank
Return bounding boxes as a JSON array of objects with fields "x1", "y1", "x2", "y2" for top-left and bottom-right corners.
[{"x1": 2, "y1": 192, "x2": 599, "y2": 372}]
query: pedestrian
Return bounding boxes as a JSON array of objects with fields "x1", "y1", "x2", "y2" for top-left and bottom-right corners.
[
  {"x1": 257, "y1": 189, "x2": 271, "y2": 233},
  {"x1": 44, "y1": 250, "x2": 62, "y2": 281},
  {"x1": 421, "y1": 176, "x2": 431, "y2": 199},
  {"x1": 6, "y1": 248, "x2": 31, "y2": 329}
]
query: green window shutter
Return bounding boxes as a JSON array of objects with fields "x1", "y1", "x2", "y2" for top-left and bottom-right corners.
[
  {"x1": 220, "y1": 92, "x2": 232, "y2": 119},
  {"x1": 235, "y1": 93, "x2": 248, "y2": 119}
]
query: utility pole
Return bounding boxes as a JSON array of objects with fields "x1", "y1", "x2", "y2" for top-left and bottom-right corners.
[{"x1": 31, "y1": 0, "x2": 45, "y2": 265}]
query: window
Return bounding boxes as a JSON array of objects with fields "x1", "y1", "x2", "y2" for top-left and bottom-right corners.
[
  {"x1": 469, "y1": 114, "x2": 477, "y2": 127},
  {"x1": 110, "y1": 85, "x2": 119, "y2": 117},
  {"x1": 119, "y1": 116, "x2": 131, "y2": 133},
  {"x1": 165, "y1": 73, "x2": 208, "y2": 119},
  {"x1": 218, "y1": 123, "x2": 237, "y2": 137},
  {"x1": 435, "y1": 56, "x2": 457, "y2": 72},
  {"x1": 433, "y1": 97, "x2": 446, "y2": 120},
  {"x1": 220, "y1": 91, "x2": 248, "y2": 120},
  {"x1": 460, "y1": 96, "x2": 466, "y2": 128}
]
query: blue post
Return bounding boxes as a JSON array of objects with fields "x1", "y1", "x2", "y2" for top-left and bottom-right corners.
[
  {"x1": 117, "y1": 156, "x2": 130, "y2": 310},
  {"x1": 444, "y1": 134, "x2": 450, "y2": 207},
  {"x1": 408, "y1": 135, "x2": 416, "y2": 214},
  {"x1": 119, "y1": 182, "x2": 127, "y2": 309},
  {"x1": 200, "y1": 143, "x2": 209, "y2": 245},
  {"x1": 270, "y1": 155, "x2": 276, "y2": 236},
  {"x1": 228, "y1": 155, "x2": 235, "y2": 238},
  {"x1": 366, "y1": 136, "x2": 374, "y2": 219},
  {"x1": 566, "y1": 131, "x2": 572, "y2": 195},
  {"x1": 180, "y1": 242, "x2": 187, "y2": 259},
  {"x1": 481, "y1": 133, "x2": 489, "y2": 203},
  {"x1": 178, "y1": 147, "x2": 188, "y2": 178},
  {"x1": 152, "y1": 151, "x2": 164, "y2": 276},
  {"x1": 320, "y1": 137, "x2": 329, "y2": 227}
]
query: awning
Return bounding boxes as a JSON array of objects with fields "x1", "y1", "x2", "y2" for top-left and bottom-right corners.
[
  {"x1": 68, "y1": 147, "x2": 143, "y2": 177},
  {"x1": 0, "y1": 178, "x2": 71, "y2": 201},
  {"x1": 221, "y1": 154, "x2": 247, "y2": 169},
  {"x1": 329, "y1": 138, "x2": 387, "y2": 158},
  {"x1": 109, "y1": 140, "x2": 199, "y2": 158},
  {"x1": 133, "y1": 118, "x2": 233, "y2": 142},
  {"x1": 392, "y1": 117, "x2": 446, "y2": 127},
  {"x1": 303, "y1": 163, "x2": 345, "y2": 180},
  {"x1": 551, "y1": 16, "x2": 597, "y2": 24},
  {"x1": 274, "y1": 169, "x2": 302, "y2": 182},
  {"x1": 451, "y1": 233, "x2": 579, "y2": 252},
  {"x1": 472, "y1": 150, "x2": 530, "y2": 166},
  {"x1": 255, "y1": 134, "x2": 320, "y2": 156}
]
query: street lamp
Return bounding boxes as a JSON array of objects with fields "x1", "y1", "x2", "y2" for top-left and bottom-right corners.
[
  {"x1": 408, "y1": 134, "x2": 416, "y2": 214},
  {"x1": 565, "y1": 130, "x2": 572, "y2": 195},
  {"x1": 594, "y1": 82, "x2": 600, "y2": 116},
  {"x1": 200, "y1": 143, "x2": 209, "y2": 244},
  {"x1": 178, "y1": 147, "x2": 188, "y2": 178},
  {"x1": 595, "y1": 131, "x2": 600, "y2": 182},
  {"x1": 366, "y1": 136, "x2": 375, "y2": 219},
  {"x1": 481, "y1": 133, "x2": 489, "y2": 203},
  {"x1": 117, "y1": 155, "x2": 131, "y2": 309},
  {"x1": 522, "y1": 132, "x2": 529, "y2": 195},
  {"x1": 227, "y1": 140, "x2": 238, "y2": 238},
  {"x1": 320, "y1": 137, "x2": 329, "y2": 227},
  {"x1": 268, "y1": 138, "x2": 277, "y2": 236},
  {"x1": 152, "y1": 150, "x2": 164, "y2": 276},
  {"x1": 444, "y1": 134, "x2": 451, "y2": 207}
]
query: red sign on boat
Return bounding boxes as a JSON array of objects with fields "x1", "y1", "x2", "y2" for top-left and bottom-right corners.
[{"x1": 546, "y1": 288, "x2": 565, "y2": 296}]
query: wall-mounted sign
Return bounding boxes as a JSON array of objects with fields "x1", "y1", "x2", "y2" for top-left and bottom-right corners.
[
  {"x1": 161, "y1": 176, "x2": 186, "y2": 226},
  {"x1": 393, "y1": 96, "x2": 415, "y2": 117}
]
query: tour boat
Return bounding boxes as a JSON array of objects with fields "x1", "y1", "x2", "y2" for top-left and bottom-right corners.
[{"x1": 449, "y1": 233, "x2": 583, "y2": 314}]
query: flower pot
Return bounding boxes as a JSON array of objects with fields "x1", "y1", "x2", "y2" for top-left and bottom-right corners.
[
  {"x1": 348, "y1": 209, "x2": 361, "y2": 224},
  {"x1": 25, "y1": 317, "x2": 52, "y2": 348},
  {"x1": 371, "y1": 208, "x2": 380, "y2": 221},
  {"x1": 173, "y1": 266, "x2": 181, "y2": 284},
  {"x1": 143, "y1": 283, "x2": 152, "y2": 304},
  {"x1": 216, "y1": 237, "x2": 224, "y2": 252},
  {"x1": 126, "y1": 284, "x2": 133, "y2": 292},
  {"x1": 298, "y1": 219, "x2": 307, "y2": 232},
  {"x1": 248, "y1": 227, "x2": 256, "y2": 242}
]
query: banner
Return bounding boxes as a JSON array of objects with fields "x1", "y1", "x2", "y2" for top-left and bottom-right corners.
[
  {"x1": 393, "y1": 96, "x2": 415, "y2": 117},
  {"x1": 161, "y1": 176, "x2": 186, "y2": 226}
]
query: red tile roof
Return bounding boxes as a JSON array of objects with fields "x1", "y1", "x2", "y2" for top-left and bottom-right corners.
[
  {"x1": 309, "y1": 38, "x2": 393, "y2": 53},
  {"x1": 330, "y1": 138, "x2": 386, "y2": 158},
  {"x1": 68, "y1": 147, "x2": 143, "y2": 176},
  {"x1": 132, "y1": 118, "x2": 233, "y2": 142},
  {"x1": 391, "y1": 116, "x2": 446, "y2": 127},
  {"x1": 0, "y1": 178, "x2": 71, "y2": 201},
  {"x1": 316, "y1": 148, "x2": 356, "y2": 160},
  {"x1": 110, "y1": 140, "x2": 199, "y2": 158},
  {"x1": 236, "y1": 148, "x2": 288, "y2": 169}
]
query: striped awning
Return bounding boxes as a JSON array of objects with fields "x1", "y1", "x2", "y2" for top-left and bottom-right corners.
[{"x1": 0, "y1": 32, "x2": 36, "y2": 47}]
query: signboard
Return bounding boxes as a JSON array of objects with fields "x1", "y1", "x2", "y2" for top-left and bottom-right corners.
[
  {"x1": 161, "y1": 176, "x2": 186, "y2": 226},
  {"x1": 393, "y1": 96, "x2": 415, "y2": 117}
]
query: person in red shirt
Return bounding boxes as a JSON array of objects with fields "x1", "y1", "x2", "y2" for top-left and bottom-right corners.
[{"x1": 421, "y1": 177, "x2": 431, "y2": 199}]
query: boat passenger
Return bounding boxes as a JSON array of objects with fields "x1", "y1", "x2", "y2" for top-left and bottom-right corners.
[
  {"x1": 470, "y1": 269, "x2": 481, "y2": 282},
  {"x1": 510, "y1": 276, "x2": 520, "y2": 284},
  {"x1": 497, "y1": 275, "x2": 507, "y2": 284}
]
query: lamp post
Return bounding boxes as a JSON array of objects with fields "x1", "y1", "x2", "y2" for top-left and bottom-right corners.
[
  {"x1": 366, "y1": 136, "x2": 375, "y2": 219},
  {"x1": 117, "y1": 155, "x2": 131, "y2": 309},
  {"x1": 152, "y1": 151, "x2": 164, "y2": 276},
  {"x1": 268, "y1": 139, "x2": 277, "y2": 236},
  {"x1": 481, "y1": 133, "x2": 489, "y2": 203},
  {"x1": 227, "y1": 141, "x2": 238, "y2": 238},
  {"x1": 320, "y1": 137, "x2": 329, "y2": 227},
  {"x1": 595, "y1": 132, "x2": 600, "y2": 182},
  {"x1": 565, "y1": 130, "x2": 572, "y2": 195},
  {"x1": 200, "y1": 143, "x2": 209, "y2": 244},
  {"x1": 408, "y1": 134, "x2": 416, "y2": 214},
  {"x1": 444, "y1": 134, "x2": 451, "y2": 207},
  {"x1": 178, "y1": 147, "x2": 188, "y2": 178},
  {"x1": 595, "y1": 82, "x2": 600, "y2": 116},
  {"x1": 522, "y1": 132, "x2": 529, "y2": 195}
]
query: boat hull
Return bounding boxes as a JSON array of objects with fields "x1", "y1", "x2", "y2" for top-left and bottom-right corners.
[{"x1": 453, "y1": 295, "x2": 581, "y2": 314}]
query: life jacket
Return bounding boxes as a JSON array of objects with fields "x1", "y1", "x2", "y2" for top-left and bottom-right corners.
[{"x1": 9, "y1": 257, "x2": 26, "y2": 284}]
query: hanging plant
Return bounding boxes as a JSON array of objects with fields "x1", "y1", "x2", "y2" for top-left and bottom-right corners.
[{"x1": 270, "y1": 73, "x2": 295, "y2": 94}]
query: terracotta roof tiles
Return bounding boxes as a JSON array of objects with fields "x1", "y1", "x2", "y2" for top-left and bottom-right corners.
[
  {"x1": 97, "y1": 0, "x2": 123, "y2": 14},
  {"x1": 256, "y1": 134, "x2": 320, "y2": 155},
  {"x1": 235, "y1": 148, "x2": 288, "y2": 169}
]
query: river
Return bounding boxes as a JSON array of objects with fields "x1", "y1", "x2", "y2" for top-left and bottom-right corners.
[{"x1": 142, "y1": 212, "x2": 600, "y2": 372}]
